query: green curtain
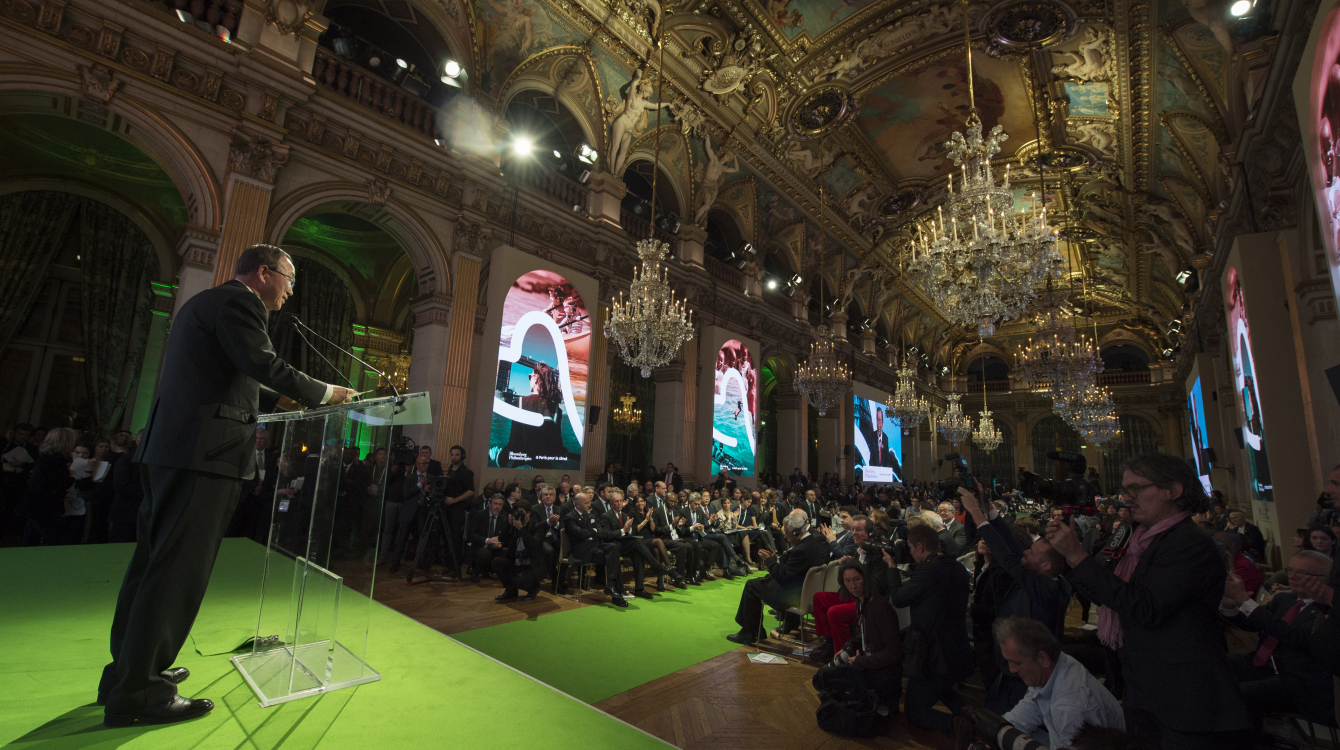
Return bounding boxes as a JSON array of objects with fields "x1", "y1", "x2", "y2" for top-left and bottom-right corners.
[
  {"x1": 0, "y1": 191, "x2": 83, "y2": 355},
  {"x1": 290, "y1": 257, "x2": 353, "y2": 386},
  {"x1": 78, "y1": 199, "x2": 160, "y2": 434}
]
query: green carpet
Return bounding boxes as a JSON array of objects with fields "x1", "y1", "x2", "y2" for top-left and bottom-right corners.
[
  {"x1": 0, "y1": 540, "x2": 668, "y2": 749},
  {"x1": 455, "y1": 572, "x2": 757, "y2": 704}
]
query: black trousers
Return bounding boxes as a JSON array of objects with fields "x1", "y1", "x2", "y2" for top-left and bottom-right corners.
[
  {"x1": 99, "y1": 464, "x2": 240, "y2": 710},
  {"x1": 615, "y1": 536, "x2": 667, "y2": 589},
  {"x1": 493, "y1": 555, "x2": 543, "y2": 594},
  {"x1": 734, "y1": 576, "x2": 798, "y2": 634},
  {"x1": 570, "y1": 542, "x2": 621, "y2": 591},
  {"x1": 663, "y1": 539, "x2": 699, "y2": 577},
  {"x1": 469, "y1": 544, "x2": 504, "y2": 575}
]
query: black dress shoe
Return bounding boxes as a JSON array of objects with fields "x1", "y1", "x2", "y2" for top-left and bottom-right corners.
[
  {"x1": 633, "y1": 589, "x2": 654, "y2": 600},
  {"x1": 701, "y1": 573, "x2": 716, "y2": 582},
  {"x1": 519, "y1": 591, "x2": 538, "y2": 601},
  {"x1": 469, "y1": 574, "x2": 481, "y2": 584},
  {"x1": 495, "y1": 589, "x2": 519, "y2": 601},
  {"x1": 688, "y1": 577, "x2": 702, "y2": 586},
  {"x1": 670, "y1": 575, "x2": 688, "y2": 588},
  {"x1": 609, "y1": 594, "x2": 629, "y2": 608},
  {"x1": 725, "y1": 630, "x2": 757, "y2": 645},
  {"x1": 656, "y1": 578, "x2": 666, "y2": 592},
  {"x1": 96, "y1": 668, "x2": 192, "y2": 706},
  {"x1": 104, "y1": 695, "x2": 213, "y2": 727},
  {"x1": 389, "y1": 560, "x2": 401, "y2": 575}
]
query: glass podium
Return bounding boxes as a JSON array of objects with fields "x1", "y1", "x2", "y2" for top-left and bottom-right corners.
[{"x1": 231, "y1": 392, "x2": 431, "y2": 707}]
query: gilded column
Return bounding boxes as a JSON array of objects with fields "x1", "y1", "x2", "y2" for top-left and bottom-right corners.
[
  {"x1": 584, "y1": 303, "x2": 610, "y2": 483},
  {"x1": 437, "y1": 252, "x2": 481, "y2": 452},
  {"x1": 212, "y1": 130, "x2": 289, "y2": 284}
]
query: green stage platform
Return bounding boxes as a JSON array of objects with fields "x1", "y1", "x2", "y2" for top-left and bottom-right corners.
[{"x1": 0, "y1": 540, "x2": 670, "y2": 749}]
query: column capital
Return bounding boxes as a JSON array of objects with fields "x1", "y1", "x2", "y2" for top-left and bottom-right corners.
[
  {"x1": 410, "y1": 293, "x2": 453, "y2": 326},
  {"x1": 227, "y1": 127, "x2": 289, "y2": 185}
]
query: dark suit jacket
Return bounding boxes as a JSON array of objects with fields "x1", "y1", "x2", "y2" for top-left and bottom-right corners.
[
  {"x1": 562, "y1": 509, "x2": 607, "y2": 563},
  {"x1": 532, "y1": 502, "x2": 563, "y2": 545},
  {"x1": 763, "y1": 532, "x2": 829, "y2": 597},
  {"x1": 134, "y1": 280, "x2": 326, "y2": 478},
  {"x1": 1067, "y1": 517, "x2": 1250, "y2": 732},
  {"x1": 1231, "y1": 593, "x2": 1334, "y2": 721},
  {"x1": 939, "y1": 519, "x2": 968, "y2": 557},
  {"x1": 401, "y1": 471, "x2": 432, "y2": 506},
  {"x1": 468, "y1": 508, "x2": 512, "y2": 548},
  {"x1": 21, "y1": 452, "x2": 73, "y2": 521},
  {"x1": 890, "y1": 554, "x2": 974, "y2": 681},
  {"x1": 662, "y1": 472, "x2": 683, "y2": 492},
  {"x1": 425, "y1": 459, "x2": 443, "y2": 477}
]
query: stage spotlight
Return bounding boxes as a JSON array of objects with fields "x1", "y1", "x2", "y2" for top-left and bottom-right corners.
[
  {"x1": 332, "y1": 37, "x2": 354, "y2": 58},
  {"x1": 443, "y1": 59, "x2": 461, "y2": 78},
  {"x1": 175, "y1": 9, "x2": 194, "y2": 22},
  {"x1": 1230, "y1": 0, "x2": 1251, "y2": 15},
  {"x1": 766, "y1": 278, "x2": 778, "y2": 290},
  {"x1": 789, "y1": 273, "x2": 803, "y2": 286},
  {"x1": 512, "y1": 136, "x2": 533, "y2": 156},
  {"x1": 577, "y1": 144, "x2": 598, "y2": 164},
  {"x1": 741, "y1": 242, "x2": 755, "y2": 255},
  {"x1": 368, "y1": 55, "x2": 382, "y2": 68},
  {"x1": 395, "y1": 58, "x2": 408, "y2": 69},
  {"x1": 553, "y1": 149, "x2": 562, "y2": 158},
  {"x1": 577, "y1": 170, "x2": 591, "y2": 184}
]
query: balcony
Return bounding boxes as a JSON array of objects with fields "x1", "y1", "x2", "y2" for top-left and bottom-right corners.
[
  {"x1": 703, "y1": 255, "x2": 743, "y2": 291},
  {"x1": 964, "y1": 380, "x2": 1012, "y2": 394},
  {"x1": 1097, "y1": 371, "x2": 1152, "y2": 386},
  {"x1": 515, "y1": 170, "x2": 588, "y2": 213},
  {"x1": 620, "y1": 208, "x2": 676, "y2": 247},
  {"x1": 312, "y1": 48, "x2": 441, "y2": 140}
]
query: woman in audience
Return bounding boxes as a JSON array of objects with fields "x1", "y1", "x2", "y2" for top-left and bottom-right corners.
[
  {"x1": 21, "y1": 427, "x2": 77, "y2": 546},
  {"x1": 631, "y1": 494, "x2": 671, "y2": 569},
  {"x1": 811, "y1": 559, "x2": 903, "y2": 710},
  {"x1": 1310, "y1": 524, "x2": 1337, "y2": 563},
  {"x1": 81, "y1": 438, "x2": 116, "y2": 544}
]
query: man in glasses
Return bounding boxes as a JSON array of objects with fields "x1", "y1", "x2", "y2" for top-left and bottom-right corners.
[
  {"x1": 98, "y1": 244, "x2": 354, "y2": 727},
  {"x1": 1220, "y1": 550, "x2": 1335, "y2": 729}
]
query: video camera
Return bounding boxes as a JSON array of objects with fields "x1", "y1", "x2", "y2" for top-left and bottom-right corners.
[
  {"x1": 390, "y1": 434, "x2": 418, "y2": 467},
  {"x1": 1038, "y1": 450, "x2": 1098, "y2": 522},
  {"x1": 936, "y1": 453, "x2": 979, "y2": 496}
]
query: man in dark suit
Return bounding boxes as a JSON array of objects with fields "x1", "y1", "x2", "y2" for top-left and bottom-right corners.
[
  {"x1": 661, "y1": 464, "x2": 683, "y2": 493},
  {"x1": 890, "y1": 523, "x2": 973, "y2": 735},
  {"x1": 597, "y1": 491, "x2": 683, "y2": 597},
  {"x1": 597, "y1": 462, "x2": 621, "y2": 487},
  {"x1": 936, "y1": 501, "x2": 968, "y2": 557},
  {"x1": 1223, "y1": 550, "x2": 1336, "y2": 727},
  {"x1": 563, "y1": 492, "x2": 627, "y2": 607},
  {"x1": 1226, "y1": 510, "x2": 1266, "y2": 561},
  {"x1": 388, "y1": 454, "x2": 433, "y2": 573},
  {"x1": 713, "y1": 469, "x2": 737, "y2": 495},
  {"x1": 679, "y1": 495, "x2": 721, "y2": 581},
  {"x1": 871, "y1": 408, "x2": 895, "y2": 468},
  {"x1": 653, "y1": 494, "x2": 702, "y2": 584},
  {"x1": 532, "y1": 485, "x2": 562, "y2": 582},
  {"x1": 492, "y1": 504, "x2": 546, "y2": 601},
  {"x1": 418, "y1": 446, "x2": 443, "y2": 476},
  {"x1": 726, "y1": 512, "x2": 829, "y2": 644},
  {"x1": 466, "y1": 495, "x2": 511, "y2": 583},
  {"x1": 789, "y1": 468, "x2": 806, "y2": 488},
  {"x1": 794, "y1": 489, "x2": 821, "y2": 526},
  {"x1": 959, "y1": 484, "x2": 1071, "y2": 714},
  {"x1": 99, "y1": 245, "x2": 352, "y2": 727}
]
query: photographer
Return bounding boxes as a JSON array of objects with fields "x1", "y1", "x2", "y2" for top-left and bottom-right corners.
[
  {"x1": 1308, "y1": 466, "x2": 1340, "y2": 528},
  {"x1": 959, "y1": 480, "x2": 1071, "y2": 714},
  {"x1": 492, "y1": 503, "x2": 545, "y2": 601},
  {"x1": 1045, "y1": 453, "x2": 1252, "y2": 750},
  {"x1": 811, "y1": 560, "x2": 903, "y2": 711},
  {"x1": 811, "y1": 516, "x2": 890, "y2": 662}
]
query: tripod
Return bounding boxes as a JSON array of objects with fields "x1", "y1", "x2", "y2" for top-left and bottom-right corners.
[{"x1": 407, "y1": 499, "x2": 461, "y2": 585}]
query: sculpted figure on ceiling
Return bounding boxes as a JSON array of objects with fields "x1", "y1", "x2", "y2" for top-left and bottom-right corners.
[
  {"x1": 609, "y1": 67, "x2": 674, "y2": 176},
  {"x1": 1050, "y1": 26, "x2": 1111, "y2": 82},
  {"x1": 694, "y1": 133, "x2": 741, "y2": 225}
]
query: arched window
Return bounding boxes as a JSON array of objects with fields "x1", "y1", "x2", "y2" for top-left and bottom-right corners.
[
  {"x1": 1101, "y1": 345, "x2": 1150, "y2": 373},
  {"x1": 967, "y1": 355, "x2": 1009, "y2": 383},
  {"x1": 970, "y1": 419, "x2": 1016, "y2": 491},
  {"x1": 1101, "y1": 414, "x2": 1160, "y2": 492},
  {"x1": 1031, "y1": 416, "x2": 1081, "y2": 481}
]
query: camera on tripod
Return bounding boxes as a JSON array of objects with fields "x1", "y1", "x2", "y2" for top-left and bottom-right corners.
[{"x1": 1038, "y1": 450, "x2": 1098, "y2": 522}]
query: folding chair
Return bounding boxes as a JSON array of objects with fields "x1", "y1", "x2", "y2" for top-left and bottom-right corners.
[
  {"x1": 554, "y1": 528, "x2": 596, "y2": 602},
  {"x1": 822, "y1": 558, "x2": 842, "y2": 593},
  {"x1": 778, "y1": 564, "x2": 828, "y2": 646}
]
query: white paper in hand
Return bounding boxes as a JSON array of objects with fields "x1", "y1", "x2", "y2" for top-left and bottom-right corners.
[{"x1": 2, "y1": 446, "x2": 33, "y2": 472}]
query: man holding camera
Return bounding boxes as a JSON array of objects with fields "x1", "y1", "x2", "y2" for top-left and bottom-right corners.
[
  {"x1": 492, "y1": 503, "x2": 546, "y2": 601},
  {"x1": 959, "y1": 480, "x2": 1070, "y2": 715}
]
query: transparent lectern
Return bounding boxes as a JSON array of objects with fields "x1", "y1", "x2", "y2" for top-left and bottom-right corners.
[{"x1": 231, "y1": 392, "x2": 431, "y2": 707}]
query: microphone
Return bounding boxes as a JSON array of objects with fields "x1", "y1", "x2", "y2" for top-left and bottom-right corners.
[{"x1": 280, "y1": 313, "x2": 400, "y2": 399}]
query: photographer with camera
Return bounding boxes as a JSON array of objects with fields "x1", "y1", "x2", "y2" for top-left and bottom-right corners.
[
  {"x1": 492, "y1": 502, "x2": 546, "y2": 601},
  {"x1": 811, "y1": 559, "x2": 903, "y2": 713},
  {"x1": 959, "y1": 477, "x2": 1070, "y2": 715},
  {"x1": 1045, "y1": 453, "x2": 1252, "y2": 750},
  {"x1": 811, "y1": 515, "x2": 891, "y2": 662}
]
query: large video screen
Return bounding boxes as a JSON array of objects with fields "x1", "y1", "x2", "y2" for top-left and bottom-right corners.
[
  {"x1": 1186, "y1": 376, "x2": 1214, "y2": 494},
  {"x1": 1305, "y1": 6, "x2": 1340, "y2": 306},
  {"x1": 488, "y1": 270, "x2": 588, "y2": 470},
  {"x1": 1226, "y1": 267, "x2": 1273, "y2": 503},
  {"x1": 853, "y1": 394, "x2": 903, "y2": 484},
  {"x1": 711, "y1": 339, "x2": 756, "y2": 477}
]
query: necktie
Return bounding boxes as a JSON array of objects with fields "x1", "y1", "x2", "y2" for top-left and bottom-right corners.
[
  {"x1": 1252, "y1": 600, "x2": 1308, "y2": 667},
  {"x1": 489, "y1": 515, "x2": 495, "y2": 537}
]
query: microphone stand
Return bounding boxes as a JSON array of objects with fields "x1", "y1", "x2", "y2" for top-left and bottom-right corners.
[{"x1": 282, "y1": 314, "x2": 405, "y2": 407}]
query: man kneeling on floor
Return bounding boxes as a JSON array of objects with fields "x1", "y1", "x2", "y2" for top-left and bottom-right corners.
[
  {"x1": 727, "y1": 512, "x2": 830, "y2": 644},
  {"x1": 492, "y1": 502, "x2": 546, "y2": 601}
]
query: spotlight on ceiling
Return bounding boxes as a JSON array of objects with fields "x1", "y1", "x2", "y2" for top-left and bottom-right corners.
[
  {"x1": 443, "y1": 59, "x2": 461, "y2": 78},
  {"x1": 175, "y1": 9, "x2": 194, "y2": 23},
  {"x1": 766, "y1": 278, "x2": 779, "y2": 290},
  {"x1": 1230, "y1": 0, "x2": 1251, "y2": 15},
  {"x1": 332, "y1": 37, "x2": 354, "y2": 58},
  {"x1": 512, "y1": 136, "x2": 533, "y2": 156},
  {"x1": 577, "y1": 143, "x2": 598, "y2": 164},
  {"x1": 368, "y1": 55, "x2": 382, "y2": 68},
  {"x1": 395, "y1": 58, "x2": 409, "y2": 69},
  {"x1": 741, "y1": 243, "x2": 755, "y2": 256},
  {"x1": 789, "y1": 274, "x2": 803, "y2": 287}
]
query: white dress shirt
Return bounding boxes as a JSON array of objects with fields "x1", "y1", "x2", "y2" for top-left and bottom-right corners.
[{"x1": 1003, "y1": 651, "x2": 1124, "y2": 748}]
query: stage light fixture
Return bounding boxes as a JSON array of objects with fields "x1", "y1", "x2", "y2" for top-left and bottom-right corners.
[
  {"x1": 443, "y1": 60, "x2": 461, "y2": 78},
  {"x1": 332, "y1": 37, "x2": 354, "y2": 58},
  {"x1": 396, "y1": 58, "x2": 408, "y2": 69},
  {"x1": 578, "y1": 170, "x2": 591, "y2": 184},
  {"x1": 512, "y1": 136, "x2": 533, "y2": 156},
  {"x1": 176, "y1": 9, "x2": 194, "y2": 22},
  {"x1": 1230, "y1": 0, "x2": 1251, "y2": 15},
  {"x1": 789, "y1": 273, "x2": 803, "y2": 286},
  {"x1": 553, "y1": 149, "x2": 562, "y2": 158},
  {"x1": 767, "y1": 279, "x2": 778, "y2": 290},
  {"x1": 577, "y1": 144, "x2": 598, "y2": 164},
  {"x1": 368, "y1": 55, "x2": 382, "y2": 67}
]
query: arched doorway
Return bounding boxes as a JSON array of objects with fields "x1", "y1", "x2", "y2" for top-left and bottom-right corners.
[
  {"x1": 603, "y1": 357, "x2": 655, "y2": 478},
  {"x1": 1101, "y1": 414, "x2": 1160, "y2": 492},
  {"x1": 1031, "y1": 415, "x2": 1082, "y2": 481},
  {"x1": 970, "y1": 419, "x2": 1016, "y2": 491}
]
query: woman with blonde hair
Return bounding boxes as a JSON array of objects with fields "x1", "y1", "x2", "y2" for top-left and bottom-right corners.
[{"x1": 21, "y1": 427, "x2": 78, "y2": 546}]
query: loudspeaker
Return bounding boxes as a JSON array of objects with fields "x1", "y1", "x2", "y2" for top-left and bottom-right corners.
[
  {"x1": 843, "y1": 445, "x2": 853, "y2": 456},
  {"x1": 587, "y1": 405, "x2": 600, "y2": 433},
  {"x1": 1205, "y1": 447, "x2": 1217, "y2": 464},
  {"x1": 1233, "y1": 427, "x2": 1244, "y2": 449}
]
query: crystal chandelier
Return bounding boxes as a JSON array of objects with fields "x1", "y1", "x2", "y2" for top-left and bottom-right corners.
[
  {"x1": 1083, "y1": 411, "x2": 1122, "y2": 448},
  {"x1": 795, "y1": 325, "x2": 851, "y2": 416},
  {"x1": 1015, "y1": 278, "x2": 1102, "y2": 404},
  {"x1": 972, "y1": 407, "x2": 1003, "y2": 451},
  {"x1": 886, "y1": 365, "x2": 931, "y2": 435},
  {"x1": 938, "y1": 393, "x2": 974, "y2": 446},
  {"x1": 611, "y1": 393, "x2": 641, "y2": 436},
  {"x1": 1057, "y1": 380, "x2": 1115, "y2": 431},
  {"x1": 605, "y1": 238, "x2": 695, "y2": 377}
]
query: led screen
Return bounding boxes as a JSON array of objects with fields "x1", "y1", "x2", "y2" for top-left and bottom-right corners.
[
  {"x1": 1187, "y1": 376, "x2": 1214, "y2": 494},
  {"x1": 1226, "y1": 267, "x2": 1273, "y2": 503},
  {"x1": 854, "y1": 394, "x2": 902, "y2": 484},
  {"x1": 711, "y1": 339, "x2": 756, "y2": 477},
  {"x1": 487, "y1": 270, "x2": 588, "y2": 469},
  {"x1": 1305, "y1": 6, "x2": 1340, "y2": 305}
]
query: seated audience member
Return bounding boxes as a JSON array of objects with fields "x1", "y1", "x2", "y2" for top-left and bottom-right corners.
[
  {"x1": 937, "y1": 502, "x2": 968, "y2": 557},
  {"x1": 821, "y1": 506, "x2": 859, "y2": 559},
  {"x1": 811, "y1": 560, "x2": 903, "y2": 710},
  {"x1": 465, "y1": 495, "x2": 511, "y2": 583},
  {"x1": 651, "y1": 493, "x2": 702, "y2": 585},
  {"x1": 562, "y1": 492, "x2": 627, "y2": 607},
  {"x1": 21, "y1": 427, "x2": 77, "y2": 547},
  {"x1": 678, "y1": 493, "x2": 722, "y2": 581},
  {"x1": 597, "y1": 490, "x2": 683, "y2": 597},
  {"x1": 1213, "y1": 530, "x2": 1263, "y2": 598},
  {"x1": 532, "y1": 485, "x2": 562, "y2": 582},
  {"x1": 492, "y1": 503, "x2": 545, "y2": 601},
  {"x1": 1310, "y1": 524, "x2": 1339, "y2": 565},
  {"x1": 1225, "y1": 510, "x2": 1265, "y2": 561},
  {"x1": 811, "y1": 515, "x2": 890, "y2": 661},
  {"x1": 1046, "y1": 453, "x2": 1253, "y2": 750},
  {"x1": 699, "y1": 497, "x2": 742, "y2": 579},
  {"x1": 726, "y1": 512, "x2": 829, "y2": 645},
  {"x1": 995, "y1": 617, "x2": 1125, "y2": 748},
  {"x1": 1220, "y1": 550, "x2": 1336, "y2": 727},
  {"x1": 889, "y1": 523, "x2": 973, "y2": 735},
  {"x1": 960, "y1": 483, "x2": 1071, "y2": 713}
]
